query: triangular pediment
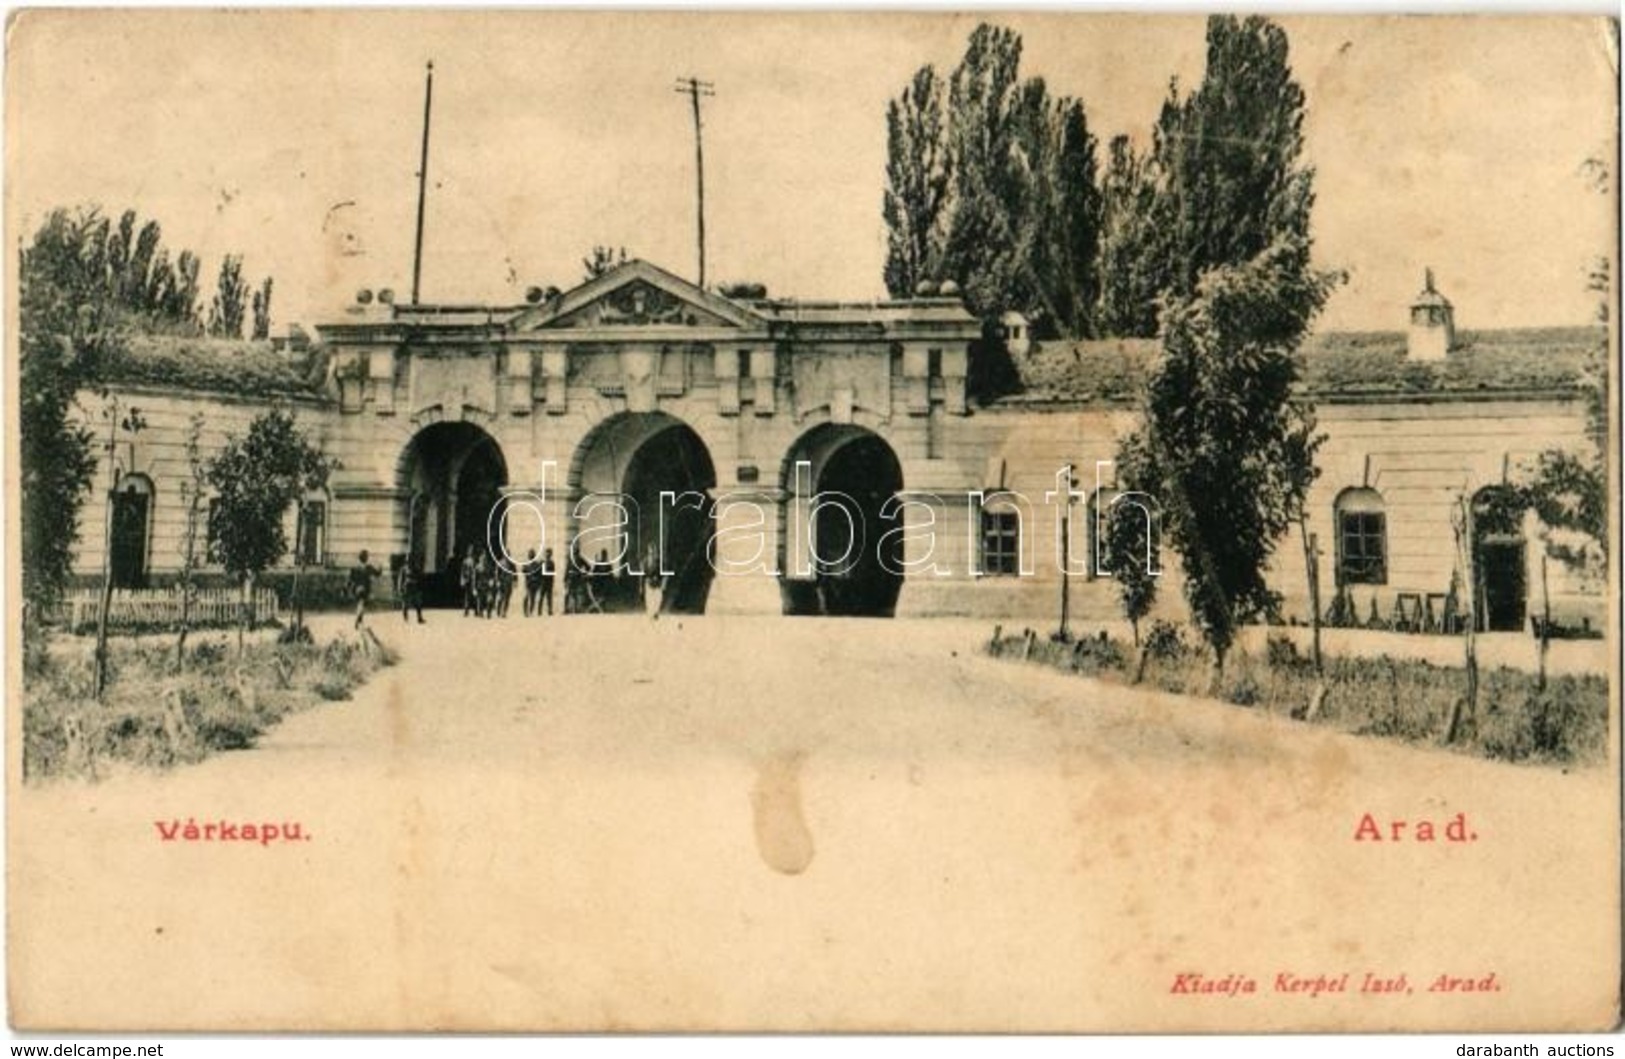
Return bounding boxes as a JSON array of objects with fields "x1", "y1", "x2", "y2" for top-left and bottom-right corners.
[{"x1": 511, "y1": 260, "x2": 763, "y2": 332}]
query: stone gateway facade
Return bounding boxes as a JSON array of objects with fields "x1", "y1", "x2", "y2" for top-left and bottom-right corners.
[{"x1": 72, "y1": 261, "x2": 1605, "y2": 630}]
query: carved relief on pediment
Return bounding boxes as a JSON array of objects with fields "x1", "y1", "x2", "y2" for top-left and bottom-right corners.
[{"x1": 554, "y1": 280, "x2": 732, "y2": 329}]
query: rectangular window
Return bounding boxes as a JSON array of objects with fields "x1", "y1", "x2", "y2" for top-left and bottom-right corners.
[
  {"x1": 298, "y1": 501, "x2": 327, "y2": 567},
  {"x1": 205, "y1": 497, "x2": 223, "y2": 564},
  {"x1": 981, "y1": 509, "x2": 1021, "y2": 576},
  {"x1": 1339, "y1": 511, "x2": 1387, "y2": 585}
]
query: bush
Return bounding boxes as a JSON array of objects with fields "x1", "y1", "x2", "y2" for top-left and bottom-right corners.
[
  {"x1": 1220, "y1": 657, "x2": 1262, "y2": 707},
  {"x1": 1142, "y1": 620, "x2": 1185, "y2": 660},
  {"x1": 1266, "y1": 635, "x2": 1303, "y2": 669},
  {"x1": 193, "y1": 699, "x2": 263, "y2": 751}
]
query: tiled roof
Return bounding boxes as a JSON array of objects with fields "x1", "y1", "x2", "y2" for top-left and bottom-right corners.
[
  {"x1": 92, "y1": 335, "x2": 325, "y2": 398},
  {"x1": 995, "y1": 326, "x2": 1603, "y2": 406},
  {"x1": 1299, "y1": 328, "x2": 1600, "y2": 397},
  {"x1": 993, "y1": 338, "x2": 1158, "y2": 405}
]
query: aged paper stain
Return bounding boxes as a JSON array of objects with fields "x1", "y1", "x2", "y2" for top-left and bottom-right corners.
[{"x1": 751, "y1": 751, "x2": 814, "y2": 875}]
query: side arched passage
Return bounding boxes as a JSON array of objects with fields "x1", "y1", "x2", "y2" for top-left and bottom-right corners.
[{"x1": 779, "y1": 424, "x2": 904, "y2": 617}]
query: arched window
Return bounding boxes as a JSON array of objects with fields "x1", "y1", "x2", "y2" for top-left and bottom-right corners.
[
  {"x1": 110, "y1": 474, "x2": 154, "y2": 589},
  {"x1": 1335, "y1": 487, "x2": 1387, "y2": 585}
]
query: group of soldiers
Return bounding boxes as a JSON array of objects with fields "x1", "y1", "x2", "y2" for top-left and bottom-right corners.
[
  {"x1": 358, "y1": 545, "x2": 656, "y2": 627},
  {"x1": 452, "y1": 547, "x2": 558, "y2": 619}
]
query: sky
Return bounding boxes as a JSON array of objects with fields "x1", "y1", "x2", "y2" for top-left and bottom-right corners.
[{"x1": 6, "y1": 10, "x2": 1618, "y2": 334}]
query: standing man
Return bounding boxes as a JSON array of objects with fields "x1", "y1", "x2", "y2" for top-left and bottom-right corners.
[
  {"x1": 538, "y1": 547, "x2": 557, "y2": 616},
  {"x1": 398, "y1": 554, "x2": 425, "y2": 624},
  {"x1": 460, "y1": 547, "x2": 478, "y2": 617},
  {"x1": 495, "y1": 559, "x2": 516, "y2": 618},
  {"x1": 564, "y1": 543, "x2": 585, "y2": 614},
  {"x1": 522, "y1": 548, "x2": 541, "y2": 617},
  {"x1": 470, "y1": 552, "x2": 488, "y2": 618},
  {"x1": 349, "y1": 549, "x2": 382, "y2": 630}
]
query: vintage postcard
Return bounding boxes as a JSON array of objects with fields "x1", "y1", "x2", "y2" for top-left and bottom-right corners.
[{"x1": 5, "y1": 9, "x2": 1619, "y2": 1033}]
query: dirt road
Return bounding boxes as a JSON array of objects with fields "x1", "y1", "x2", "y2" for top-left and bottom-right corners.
[{"x1": 10, "y1": 614, "x2": 1617, "y2": 1031}]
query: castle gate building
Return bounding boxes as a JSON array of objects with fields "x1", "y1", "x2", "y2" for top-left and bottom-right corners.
[{"x1": 73, "y1": 263, "x2": 1605, "y2": 630}]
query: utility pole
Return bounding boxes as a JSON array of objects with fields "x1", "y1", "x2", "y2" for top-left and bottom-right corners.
[
  {"x1": 1057, "y1": 469, "x2": 1077, "y2": 643},
  {"x1": 1298, "y1": 514, "x2": 1323, "y2": 676},
  {"x1": 674, "y1": 76, "x2": 714, "y2": 288},
  {"x1": 411, "y1": 60, "x2": 435, "y2": 306}
]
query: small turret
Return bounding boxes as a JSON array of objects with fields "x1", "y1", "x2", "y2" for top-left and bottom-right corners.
[
  {"x1": 999, "y1": 309, "x2": 1031, "y2": 357},
  {"x1": 1407, "y1": 268, "x2": 1455, "y2": 361}
]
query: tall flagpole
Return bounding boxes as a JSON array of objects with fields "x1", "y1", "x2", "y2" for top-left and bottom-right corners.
[{"x1": 411, "y1": 61, "x2": 435, "y2": 306}]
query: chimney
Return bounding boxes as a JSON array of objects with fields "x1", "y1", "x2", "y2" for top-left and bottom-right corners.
[{"x1": 1407, "y1": 268, "x2": 1455, "y2": 361}]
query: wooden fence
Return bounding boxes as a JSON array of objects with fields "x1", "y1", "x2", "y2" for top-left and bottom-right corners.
[{"x1": 55, "y1": 585, "x2": 283, "y2": 632}]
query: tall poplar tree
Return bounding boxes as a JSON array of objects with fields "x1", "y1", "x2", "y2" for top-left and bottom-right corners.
[
  {"x1": 1117, "y1": 16, "x2": 1336, "y2": 674},
  {"x1": 882, "y1": 65, "x2": 949, "y2": 298},
  {"x1": 880, "y1": 22, "x2": 1104, "y2": 336}
]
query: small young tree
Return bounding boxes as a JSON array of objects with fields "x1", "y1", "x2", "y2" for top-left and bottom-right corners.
[
  {"x1": 173, "y1": 412, "x2": 210, "y2": 670},
  {"x1": 288, "y1": 446, "x2": 339, "y2": 638},
  {"x1": 1103, "y1": 431, "x2": 1161, "y2": 680},
  {"x1": 205, "y1": 410, "x2": 331, "y2": 654}
]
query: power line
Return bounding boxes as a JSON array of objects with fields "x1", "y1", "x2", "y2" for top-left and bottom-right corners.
[{"x1": 674, "y1": 76, "x2": 715, "y2": 288}]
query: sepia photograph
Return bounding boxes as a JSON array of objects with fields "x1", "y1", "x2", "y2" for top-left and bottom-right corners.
[{"x1": 4, "y1": 8, "x2": 1619, "y2": 1035}]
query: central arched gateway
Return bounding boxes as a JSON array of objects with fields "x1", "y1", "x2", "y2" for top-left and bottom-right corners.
[
  {"x1": 570, "y1": 411, "x2": 717, "y2": 614},
  {"x1": 398, "y1": 421, "x2": 508, "y2": 606},
  {"x1": 780, "y1": 424, "x2": 905, "y2": 617}
]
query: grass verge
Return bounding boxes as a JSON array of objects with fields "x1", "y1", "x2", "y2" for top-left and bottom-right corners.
[
  {"x1": 988, "y1": 621, "x2": 1606, "y2": 767},
  {"x1": 22, "y1": 630, "x2": 397, "y2": 782}
]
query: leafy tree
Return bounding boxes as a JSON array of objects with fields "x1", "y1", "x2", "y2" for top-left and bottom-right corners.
[
  {"x1": 1151, "y1": 17, "x2": 1315, "y2": 300},
  {"x1": 881, "y1": 23, "x2": 1105, "y2": 337},
  {"x1": 251, "y1": 276, "x2": 274, "y2": 340},
  {"x1": 1130, "y1": 239, "x2": 1334, "y2": 675},
  {"x1": 882, "y1": 65, "x2": 950, "y2": 298},
  {"x1": 208, "y1": 254, "x2": 249, "y2": 338},
  {"x1": 1525, "y1": 449, "x2": 1606, "y2": 563},
  {"x1": 1049, "y1": 100, "x2": 1102, "y2": 338},
  {"x1": 1110, "y1": 17, "x2": 1334, "y2": 676},
  {"x1": 940, "y1": 24, "x2": 1026, "y2": 320},
  {"x1": 1096, "y1": 135, "x2": 1168, "y2": 338},
  {"x1": 149, "y1": 248, "x2": 203, "y2": 327},
  {"x1": 582, "y1": 245, "x2": 629, "y2": 281},
  {"x1": 205, "y1": 410, "x2": 334, "y2": 653},
  {"x1": 1524, "y1": 208, "x2": 1609, "y2": 571},
  {"x1": 19, "y1": 203, "x2": 271, "y2": 655},
  {"x1": 17, "y1": 210, "x2": 104, "y2": 628}
]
